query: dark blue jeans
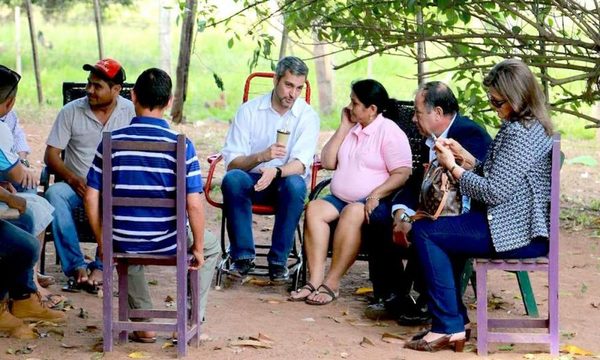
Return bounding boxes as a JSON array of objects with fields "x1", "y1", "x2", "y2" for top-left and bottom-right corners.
[
  {"x1": 0, "y1": 219, "x2": 39, "y2": 300},
  {"x1": 221, "y1": 169, "x2": 306, "y2": 266},
  {"x1": 410, "y1": 211, "x2": 549, "y2": 334}
]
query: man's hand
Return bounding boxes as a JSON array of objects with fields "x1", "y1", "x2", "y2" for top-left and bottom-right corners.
[
  {"x1": 7, "y1": 194, "x2": 27, "y2": 215},
  {"x1": 392, "y1": 210, "x2": 412, "y2": 248},
  {"x1": 20, "y1": 167, "x2": 39, "y2": 190},
  {"x1": 258, "y1": 143, "x2": 287, "y2": 163},
  {"x1": 1, "y1": 181, "x2": 17, "y2": 193},
  {"x1": 437, "y1": 138, "x2": 476, "y2": 170},
  {"x1": 254, "y1": 167, "x2": 278, "y2": 192},
  {"x1": 67, "y1": 175, "x2": 87, "y2": 197},
  {"x1": 189, "y1": 248, "x2": 205, "y2": 270}
]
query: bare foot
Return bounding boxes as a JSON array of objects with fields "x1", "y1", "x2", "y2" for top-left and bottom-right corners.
[
  {"x1": 88, "y1": 269, "x2": 103, "y2": 286},
  {"x1": 74, "y1": 268, "x2": 88, "y2": 284}
]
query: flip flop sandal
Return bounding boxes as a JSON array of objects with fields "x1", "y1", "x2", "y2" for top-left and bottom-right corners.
[
  {"x1": 61, "y1": 278, "x2": 99, "y2": 295},
  {"x1": 129, "y1": 331, "x2": 157, "y2": 344},
  {"x1": 61, "y1": 278, "x2": 82, "y2": 293},
  {"x1": 289, "y1": 282, "x2": 317, "y2": 302},
  {"x1": 42, "y1": 294, "x2": 67, "y2": 308},
  {"x1": 305, "y1": 284, "x2": 339, "y2": 306}
]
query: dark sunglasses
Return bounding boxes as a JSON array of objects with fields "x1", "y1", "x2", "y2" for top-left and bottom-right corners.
[
  {"x1": 487, "y1": 93, "x2": 507, "y2": 108},
  {"x1": 0, "y1": 65, "x2": 22, "y2": 102}
]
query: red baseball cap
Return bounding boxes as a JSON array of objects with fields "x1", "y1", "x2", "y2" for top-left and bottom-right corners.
[{"x1": 83, "y1": 58, "x2": 126, "y2": 84}]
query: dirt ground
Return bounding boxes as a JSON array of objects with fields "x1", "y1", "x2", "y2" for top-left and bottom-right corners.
[{"x1": 1, "y1": 111, "x2": 599, "y2": 360}]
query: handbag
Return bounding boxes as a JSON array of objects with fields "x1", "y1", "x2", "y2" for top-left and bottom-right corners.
[{"x1": 412, "y1": 160, "x2": 462, "y2": 220}]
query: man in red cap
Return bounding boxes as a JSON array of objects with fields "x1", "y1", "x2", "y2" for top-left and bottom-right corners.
[{"x1": 44, "y1": 58, "x2": 135, "y2": 290}]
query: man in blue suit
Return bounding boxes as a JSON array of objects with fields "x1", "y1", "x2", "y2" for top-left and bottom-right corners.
[{"x1": 366, "y1": 81, "x2": 492, "y2": 324}]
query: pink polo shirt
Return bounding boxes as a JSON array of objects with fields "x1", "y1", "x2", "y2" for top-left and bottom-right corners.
[{"x1": 330, "y1": 114, "x2": 412, "y2": 203}]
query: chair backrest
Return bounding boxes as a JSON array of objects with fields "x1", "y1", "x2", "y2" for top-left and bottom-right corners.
[
  {"x1": 386, "y1": 100, "x2": 424, "y2": 170},
  {"x1": 242, "y1": 72, "x2": 311, "y2": 104},
  {"x1": 101, "y1": 132, "x2": 187, "y2": 258},
  {"x1": 62, "y1": 82, "x2": 134, "y2": 105}
]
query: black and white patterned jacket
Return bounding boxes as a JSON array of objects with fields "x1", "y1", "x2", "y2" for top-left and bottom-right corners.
[{"x1": 460, "y1": 119, "x2": 552, "y2": 252}]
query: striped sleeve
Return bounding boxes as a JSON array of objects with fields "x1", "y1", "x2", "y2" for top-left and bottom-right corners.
[
  {"x1": 86, "y1": 142, "x2": 104, "y2": 191},
  {"x1": 185, "y1": 138, "x2": 203, "y2": 193}
]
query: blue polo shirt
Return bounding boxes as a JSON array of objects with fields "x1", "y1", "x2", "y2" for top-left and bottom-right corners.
[{"x1": 87, "y1": 117, "x2": 203, "y2": 255}]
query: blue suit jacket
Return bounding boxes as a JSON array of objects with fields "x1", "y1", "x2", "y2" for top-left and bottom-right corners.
[{"x1": 392, "y1": 114, "x2": 492, "y2": 211}]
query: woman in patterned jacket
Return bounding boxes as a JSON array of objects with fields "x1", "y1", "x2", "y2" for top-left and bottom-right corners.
[{"x1": 403, "y1": 59, "x2": 553, "y2": 352}]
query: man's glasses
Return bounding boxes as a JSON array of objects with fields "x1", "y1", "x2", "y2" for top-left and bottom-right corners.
[
  {"x1": 487, "y1": 93, "x2": 507, "y2": 109},
  {"x1": 0, "y1": 65, "x2": 22, "y2": 103}
]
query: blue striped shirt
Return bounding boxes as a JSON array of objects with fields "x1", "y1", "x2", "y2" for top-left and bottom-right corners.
[{"x1": 86, "y1": 117, "x2": 203, "y2": 255}]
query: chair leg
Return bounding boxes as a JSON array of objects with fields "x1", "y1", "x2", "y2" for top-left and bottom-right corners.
[
  {"x1": 476, "y1": 264, "x2": 488, "y2": 356},
  {"x1": 515, "y1": 271, "x2": 539, "y2": 317},
  {"x1": 548, "y1": 266, "x2": 559, "y2": 355},
  {"x1": 177, "y1": 264, "x2": 188, "y2": 357},
  {"x1": 460, "y1": 259, "x2": 474, "y2": 297},
  {"x1": 103, "y1": 260, "x2": 114, "y2": 353},
  {"x1": 117, "y1": 262, "x2": 129, "y2": 344}
]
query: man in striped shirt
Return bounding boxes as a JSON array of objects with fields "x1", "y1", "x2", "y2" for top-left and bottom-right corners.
[{"x1": 85, "y1": 68, "x2": 213, "y2": 342}]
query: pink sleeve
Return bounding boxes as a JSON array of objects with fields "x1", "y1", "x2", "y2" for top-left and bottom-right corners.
[{"x1": 382, "y1": 121, "x2": 412, "y2": 171}]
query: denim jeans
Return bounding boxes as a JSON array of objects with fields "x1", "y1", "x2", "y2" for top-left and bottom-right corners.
[
  {"x1": 0, "y1": 220, "x2": 38, "y2": 299},
  {"x1": 221, "y1": 169, "x2": 306, "y2": 266},
  {"x1": 4, "y1": 193, "x2": 54, "y2": 237},
  {"x1": 410, "y1": 210, "x2": 549, "y2": 334},
  {"x1": 44, "y1": 182, "x2": 102, "y2": 276}
]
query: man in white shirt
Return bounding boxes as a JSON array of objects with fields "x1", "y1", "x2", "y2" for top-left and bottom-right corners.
[{"x1": 221, "y1": 56, "x2": 320, "y2": 282}]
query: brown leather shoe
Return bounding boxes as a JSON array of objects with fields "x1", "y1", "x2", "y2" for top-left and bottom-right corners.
[
  {"x1": 11, "y1": 293, "x2": 66, "y2": 323},
  {"x1": 412, "y1": 327, "x2": 471, "y2": 341},
  {"x1": 0, "y1": 301, "x2": 36, "y2": 339},
  {"x1": 404, "y1": 334, "x2": 465, "y2": 352}
]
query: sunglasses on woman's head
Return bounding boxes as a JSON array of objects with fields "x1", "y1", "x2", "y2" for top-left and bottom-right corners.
[{"x1": 487, "y1": 93, "x2": 507, "y2": 108}]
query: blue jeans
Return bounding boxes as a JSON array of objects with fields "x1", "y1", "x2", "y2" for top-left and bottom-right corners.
[
  {"x1": 410, "y1": 211, "x2": 549, "y2": 334},
  {"x1": 0, "y1": 220, "x2": 38, "y2": 299},
  {"x1": 44, "y1": 182, "x2": 102, "y2": 276},
  {"x1": 221, "y1": 169, "x2": 306, "y2": 266}
]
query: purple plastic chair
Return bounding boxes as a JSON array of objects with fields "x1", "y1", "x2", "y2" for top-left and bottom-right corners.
[
  {"x1": 475, "y1": 133, "x2": 560, "y2": 356},
  {"x1": 101, "y1": 133, "x2": 200, "y2": 358}
]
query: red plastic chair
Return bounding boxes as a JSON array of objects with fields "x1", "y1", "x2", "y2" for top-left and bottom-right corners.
[
  {"x1": 475, "y1": 134, "x2": 561, "y2": 356},
  {"x1": 204, "y1": 72, "x2": 317, "y2": 290}
]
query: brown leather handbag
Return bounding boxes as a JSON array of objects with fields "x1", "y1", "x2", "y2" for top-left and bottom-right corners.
[{"x1": 412, "y1": 161, "x2": 462, "y2": 220}]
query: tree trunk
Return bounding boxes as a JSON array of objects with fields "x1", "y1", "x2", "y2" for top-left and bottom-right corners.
[
  {"x1": 312, "y1": 35, "x2": 333, "y2": 115},
  {"x1": 416, "y1": 7, "x2": 426, "y2": 86},
  {"x1": 159, "y1": 0, "x2": 172, "y2": 73},
  {"x1": 15, "y1": 6, "x2": 22, "y2": 74},
  {"x1": 279, "y1": 24, "x2": 288, "y2": 59},
  {"x1": 93, "y1": 0, "x2": 104, "y2": 59},
  {"x1": 24, "y1": 0, "x2": 43, "y2": 104},
  {"x1": 171, "y1": 0, "x2": 197, "y2": 124}
]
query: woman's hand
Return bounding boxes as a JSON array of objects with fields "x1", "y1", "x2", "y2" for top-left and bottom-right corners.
[
  {"x1": 340, "y1": 107, "x2": 354, "y2": 129},
  {"x1": 364, "y1": 196, "x2": 379, "y2": 224},
  {"x1": 438, "y1": 138, "x2": 476, "y2": 170},
  {"x1": 434, "y1": 140, "x2": 456, "y2": 169}
]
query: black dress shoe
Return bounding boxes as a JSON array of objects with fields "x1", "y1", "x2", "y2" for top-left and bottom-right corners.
[
  {"x1": 364, "y1": 301, "x2": 395, "y2": 320},
  {"x1": 230, "y1": 259, "x2": 255, "y2": 277},
  {"x1": 269, "y1": 264, "x2": 289, "y2": 283},
  {"x1": 397, "y1": 305, "x2": 432, "y2": 326}
]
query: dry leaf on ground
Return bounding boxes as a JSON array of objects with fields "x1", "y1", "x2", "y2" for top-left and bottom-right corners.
[
  {"x1": 360, "y1": 337, "x2": 374, "y2": 347},
  {"x1": 560, "y1": 344, "x2": 594, "y2": 356},
  {"x1": 229, "y1": 339, "x2": 272, "y2": 349},
  {"x1": 128, "y1": 351, "x2": 150, "y2": 359},
  {"x1": 354, "y1": 287, "x2": 373, "y2": 295}
]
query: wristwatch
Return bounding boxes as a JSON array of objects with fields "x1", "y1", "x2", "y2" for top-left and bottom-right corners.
[
  {"x1": 19, "y1": 159, "x2": 31, "y2": 168},
  {"x1": 399, "y1": 211, "x2": 414, "y2": 224},
  {"x1": 275, "y1": 167, "x2": 282, "y2": 179}
]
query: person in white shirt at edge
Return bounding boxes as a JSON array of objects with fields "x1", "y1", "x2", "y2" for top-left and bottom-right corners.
[{"x1": 221, "y1": 56, "x2": 320, "y2": 283}]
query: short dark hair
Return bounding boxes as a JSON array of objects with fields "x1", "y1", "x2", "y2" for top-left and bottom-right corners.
[
  {"x1": 0, "y1": 65, "x2": 21, "y2": 103},
  {"x1": 419, "y1": 81, "x2": 459, "y2": 116},
  {"x1": 275, "y1": 56, "x2": 309, "y2": 78},
  {"x1": 133, "y1": 68, "x2": 172, "y2": 111},
  {"x1": 351, "y1": 79, "x2": 393, "y2": 115}
]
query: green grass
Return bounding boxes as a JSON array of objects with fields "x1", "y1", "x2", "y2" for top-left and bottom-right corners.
[{"x1": 0, "y1": 3, "x2": 597, "y2": 139}]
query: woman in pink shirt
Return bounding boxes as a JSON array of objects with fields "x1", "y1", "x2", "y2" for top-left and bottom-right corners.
[{"x1": 290, "y1": 79, "x2": 413, "y2": 305}]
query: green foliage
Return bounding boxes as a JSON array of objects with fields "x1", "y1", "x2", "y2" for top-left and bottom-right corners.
[{"x1": 202, "y1": 0, "x2": 600, "y2": 129}]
